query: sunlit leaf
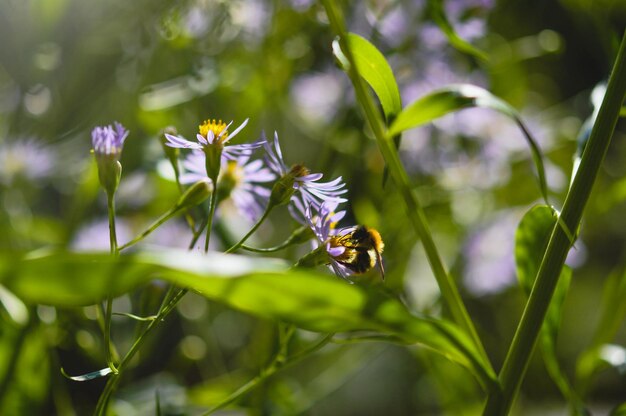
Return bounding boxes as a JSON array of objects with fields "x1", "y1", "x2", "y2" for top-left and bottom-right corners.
[
  {"x1": 389, "y1": 84, "x2": 549, "y2": 204},
  {"x1": 332, "y1": 33, "x2": 402, "y2": 122},
  {"x1": 61, "y1": 367, "x2": 113, "y2": 381},
  {"x1": 0, "y1": 250, "x2": 496, "y2": 388}
]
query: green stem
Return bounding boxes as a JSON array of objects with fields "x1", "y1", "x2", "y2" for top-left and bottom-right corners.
[
  {"x1": 189, "y1": 216, "x2": 208, "y2": 250},
  {"x1": 202, "y1": 331, "x2": 333, "y2": 415},
  {"x1": 483, "y1": 31, "x2": 626, "y2": 415},
  {"x1": 118, "y1": 207, "x2": 178, "y2": 251},
  {"x1": 105, "y1": 192, "x2": 119, "y2": 374},
  {"x1": 225, "y1": 205, "x2": 273, "y2": 253},
  {"x1": 321, "y1": 0, "x2": 491, "y2": 371},
  {"x1": 204, "y1": 191, "x2": 218, "y2": 253},
  {"x1": 106, "y1": 192, "x2": 118, "y2": 255},
  {"x1": 241, "y1": 241, "x2": 291, "y2": 253},
  {"x1": 94, "y1": 288, "x2": 188, "y2": 415}
]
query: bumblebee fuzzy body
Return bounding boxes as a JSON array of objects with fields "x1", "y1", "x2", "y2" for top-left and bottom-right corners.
[{"x1": 330, "y1": 226, "x2": 385, "y2": 279}]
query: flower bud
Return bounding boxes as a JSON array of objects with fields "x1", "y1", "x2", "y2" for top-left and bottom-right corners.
[
  {"x1": 294, "y1": 244, "x2": 331, "y2": 269},
  {"x1": 91, "y1": 122, "x2": 129, "y2": 196},
  {"x1": 174, "y1": 179, "x2": 213, "y2": 210},
  {"x1": 96, "y1": 159, "x2": 122, "y2": 196}
]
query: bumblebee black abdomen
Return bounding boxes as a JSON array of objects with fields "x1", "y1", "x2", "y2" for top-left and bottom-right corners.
[{"x1": 338, "y1": 247, "x2": 375, "y2": 274}]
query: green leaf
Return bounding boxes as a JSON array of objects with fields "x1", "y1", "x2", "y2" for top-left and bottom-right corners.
[
  {"x1": 426, "y1": 0, "x2": 488, "y2": 61},
  {"x1": 515, "y1": 206, "x2": 556, "y2": 294},
  {"x1": 389, "y1": 84, "x2": 550, "y2": 204},
  {"x1": 0, "y1": 250, "x2": 496, "y2": 389},
  {"x1": 61, "y1": 367, "x2": 113, "y2": 381},
  {"x1": 515, "y1": 206, "x2": 587, "y2": 414},
  {"x1": 332, "y1": 33, "x2": 402, "y2": 122}
]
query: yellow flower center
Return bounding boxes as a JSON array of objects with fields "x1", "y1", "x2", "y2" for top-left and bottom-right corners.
[
  {"x1": 199, "y1": 119, "x2": 229, "y2": 143},
  {"x1": 289, "y1": 164, "x2": 310, "y2": 178}
]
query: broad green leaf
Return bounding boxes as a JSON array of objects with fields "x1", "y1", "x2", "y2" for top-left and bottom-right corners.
[
  {"x1": 0, "y1": 250, "x2": 496, "y2": 389},
  {"x1": 332, "y1": 33, "x2": 402, "y2": 122},
  {"x1": 389, "y1": 84, "x2": 549, "y2": 204},
  {"x1": 426, "y1": 0, "x2": 488, "y2": 61},
  {"x1": 515, "y1": 206, "x2": 586, "y2": 414},
  {"x1": 515, "y1": 206, "x2": 555, "y2": 293}
]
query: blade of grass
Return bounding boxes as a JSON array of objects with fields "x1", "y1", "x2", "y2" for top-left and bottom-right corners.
[{"x1": 483, "y1": 30, "x2": 626, "y2": 415}]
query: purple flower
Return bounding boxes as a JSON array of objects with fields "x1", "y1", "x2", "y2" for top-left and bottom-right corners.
[
  {"x1": 180, "y1": 151, "x2": 276, "y2": 222},
  {"x1": 164, "y1": 118, "x2": 262, "y2": 182},
  {"x1": 304, "y1": 202, "x2": 354, "y2": 280},
  {"x1": 91, "y1": 122, "x2": 129, "y2": 194},
  {"x1": 91, "y1": 122, "x2": 129, "y2": 159},
  {"x1": 164, "y1": 118, "x2": 252, "y2": 152},
  {"x1": 264, "y1": 131, "x2": 348, "y2": 221}
]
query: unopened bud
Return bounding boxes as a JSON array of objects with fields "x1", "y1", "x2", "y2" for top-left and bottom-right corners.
[
  {"x1": 96, "y1": 159, "x2": 122, "y2": 196},
  {"x1": 175, "y1": 179, "x2": 213, "y2": 210},
  {"x1": 294, "y1": 245, "x2": 330, "y2": 269}
]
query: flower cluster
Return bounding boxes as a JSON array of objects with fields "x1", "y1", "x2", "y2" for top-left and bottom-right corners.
[{"x1": 90, "y1": 116, "x2": 383, "y2": 281}]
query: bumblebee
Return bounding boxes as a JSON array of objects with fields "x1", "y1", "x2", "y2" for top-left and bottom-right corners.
[{"x1": 329, "y1": 226, "x2": 385, "y2": 280}]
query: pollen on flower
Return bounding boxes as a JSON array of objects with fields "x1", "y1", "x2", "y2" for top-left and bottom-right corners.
[
  {"x1": 199, "y1": 119, "x2": 229, "y2": 142},
  {"x1": 289, "y1": 164, "x2": 310, "y2": 177}
]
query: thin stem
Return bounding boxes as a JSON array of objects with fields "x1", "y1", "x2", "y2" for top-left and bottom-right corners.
[
  {"x1": 321, "y1": 0, "x2": 491, "y2": 372},
  {"x1": 94, "y1": 288, "x2": 188, "y2": 415},
  {"x1": 483, "y1": 31, "x2": 626, "y2": 415},
  {"x1": 202, "y1": 332, "x2": 334, "y2": 415},
  {"x1": 189, "y1": 216, "x2": 208, "y2": 251},
  {"x1": 104, "y1": 192, "x2": 119, "y2": 374},
  {"x1": 118, "y1": 207, "x2": 177, "y2": 251},
  {"x1": 225, "y1": 205, "x2": 273, "y2": 253},
  {"x1": 106, "y1": 192, "x2": 118, "y2": 255},
  {"x1": 241, "y1": 241, "x2": 291, "y2": 253},
  {"x1": 204, "y1": 191, "x2": 218, "y2": 253}
]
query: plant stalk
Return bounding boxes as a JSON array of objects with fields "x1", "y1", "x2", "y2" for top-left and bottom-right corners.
[{"x1": 483, "y1": 30, "x2": 626, "y2": 415}]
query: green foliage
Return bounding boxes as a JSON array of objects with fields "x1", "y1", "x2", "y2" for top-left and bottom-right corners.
[
  {"x1": 332, "y1": 33, "x2": 402, "y2": 122},
  {"x1": 0, "y1": 250, "x2": 495, "y2": 387}
]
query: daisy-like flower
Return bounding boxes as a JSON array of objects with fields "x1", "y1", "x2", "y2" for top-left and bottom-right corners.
[
  {"x1": 91, "y1": 122, "x2": 129, "y2": 160},
  {"x1": 164, "y1": 118, "x2": 261, "y2": 182},
  {"x1": 263, "y1": 131, "x2": 347, "y2": 222},
  {"x1": 304, "y1": 202, "x2": 385, "y2": 281},
  {"x1": 304, "y1": 202, "x2": 353, "y2": 280},
  {"x1": 91, "y1": 122, "x2": 129, "y2": 194},
  {"x1": 180, "y1": 151, "x2": 276, "y2": 222}
]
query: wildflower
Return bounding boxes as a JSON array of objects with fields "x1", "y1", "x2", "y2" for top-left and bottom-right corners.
[
  {"x1": 164, "y1": 118, "x2": 260, "y2": 182},
  {"x1": 91, "y1": 122, "x2": 129, "y2": 195},
  {"x1": 180, "y1": 151, "x2": 275, "y2": 222},
  {"x1": 263, "y1": 131, "x2": 347, "y2": 221},
  {"x1": 303, "y1": 202, "x2": 385, "y2": 281},
  {"x1": 302, "y1": 202, "x2": 353, "y2": 280}
]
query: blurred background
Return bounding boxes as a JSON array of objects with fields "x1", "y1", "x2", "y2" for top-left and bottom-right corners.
[{"x1": 0, "y1": 0, "x2": 626, "y2": 414}]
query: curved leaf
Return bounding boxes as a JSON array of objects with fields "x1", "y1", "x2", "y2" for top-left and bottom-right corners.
[
  {"x1": 332, "y1": 33, "x2": 402, "y2": 122},
  {"x1": 426, "y1": 0, "x2": 488, "y2": 61},
  {"x1": 0, "y1": 249, "x2": 496, "y2": 389},
  {"x1": 389, "y1": 84, "x2": 549, "y2": 204}
]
